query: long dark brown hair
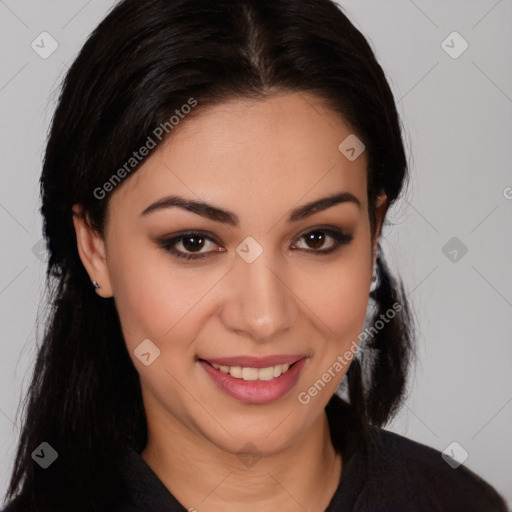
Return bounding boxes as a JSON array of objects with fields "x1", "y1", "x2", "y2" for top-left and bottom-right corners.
[{"x1": 5, "y1": 0, "x2": 414, "y2": 510}]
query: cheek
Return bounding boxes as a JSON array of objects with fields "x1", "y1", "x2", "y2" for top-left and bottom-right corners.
[
  {"x1": 107, "y1": 239, "x2": 226, "y2": 352},
  {"x1": 293, "y1": 237, "x2": 373, "y2": 341}
]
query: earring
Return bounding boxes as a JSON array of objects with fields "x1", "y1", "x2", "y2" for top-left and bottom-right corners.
[{"x1": 92, "y1": 281, "x2": 101, "y2": 290}]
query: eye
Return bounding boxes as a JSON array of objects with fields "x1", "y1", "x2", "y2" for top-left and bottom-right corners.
[
  {"x1": 156, "y1": 227, "x2": 353, "y2": 261},
  {"x1": 291, "y1": 228, "x2": 353, "y2": 255},
  {"x1": 156, "y1": 232, "x2": 223, "y2": 260}
]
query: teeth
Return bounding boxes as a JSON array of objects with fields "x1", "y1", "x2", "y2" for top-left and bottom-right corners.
[
  {"x1": 258, "y1": 366, "x2": 274, "y2": 381},
  {"x1": 229, "y1": 365, "x2": 242, "y2": 378},
  {"x1": 209, "y1": 362, "x2": 293, "y2": 381}
]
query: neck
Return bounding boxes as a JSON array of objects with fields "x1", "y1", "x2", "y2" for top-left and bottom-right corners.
[{"x1": 141, "y1": 411, "x2": 342, "y2": 512}]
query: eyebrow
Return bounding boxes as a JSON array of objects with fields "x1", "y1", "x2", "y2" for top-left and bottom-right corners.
[{"x1": 140, "y1": 191, "x2": 361, "y2": 225}]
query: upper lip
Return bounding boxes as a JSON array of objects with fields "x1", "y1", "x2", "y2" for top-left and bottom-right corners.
[{"x1": 200, "y1": 354, "x2": 306, "y2": 368}]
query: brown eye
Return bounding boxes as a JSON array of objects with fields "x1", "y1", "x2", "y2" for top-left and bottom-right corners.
[
  {"x1": 292, "y1": 228, "x2": 353, "y2": 255},
  {"x1": 157, "y1": 232, "x2": 222, "y2": 260},
  {"x1": 181, "y1": 236, "x2": 206, "y2": 252},
  {"x1": 304, "y1": 231, "x2": 326, "y2": 250}
]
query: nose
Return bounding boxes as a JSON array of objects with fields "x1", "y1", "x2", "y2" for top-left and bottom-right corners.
[{"x1": 220, "y1": 249, "x2": 297, "y2": 343}]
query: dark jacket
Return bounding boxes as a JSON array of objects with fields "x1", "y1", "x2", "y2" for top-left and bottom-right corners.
[
  {"x1": 115, "y1": 429, "x2": 508, "y2": 512},
  {"x1": 3, "y1": 397, "x2": 508, "y2": 511}
]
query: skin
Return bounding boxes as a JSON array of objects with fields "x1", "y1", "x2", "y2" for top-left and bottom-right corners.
[{"x1": 73, "y1": 92, "x2": 387, "y2": 512}]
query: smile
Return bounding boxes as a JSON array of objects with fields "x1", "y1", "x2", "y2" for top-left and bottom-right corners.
[
  {"x1": 199, "y1": 356, "x2": 307, "y2": 404},
  {"x1": 209, "y1": 362, "x2": 292, "y2": 381}
]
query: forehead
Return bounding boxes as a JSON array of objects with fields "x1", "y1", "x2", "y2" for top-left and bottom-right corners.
[{"x1": 107, "y1": 92, "x2": 368, "y2": 221}]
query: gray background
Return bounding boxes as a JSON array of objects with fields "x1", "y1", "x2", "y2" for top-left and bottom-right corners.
[{"x1": 1, "y1": 0, "x2": 511, "y2": 507}]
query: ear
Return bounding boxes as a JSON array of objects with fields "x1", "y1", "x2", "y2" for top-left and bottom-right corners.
[
  {"x1": 72, "y1": 205, "x2": 113, "y2": 297},
  {"x1": 371, "y1": 192, "x2": 387, "y2": 268}
]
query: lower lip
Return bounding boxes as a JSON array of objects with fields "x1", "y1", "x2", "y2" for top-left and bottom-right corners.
[{"x1": 199, "y1": 358, "x2": 307, "y2": 405}]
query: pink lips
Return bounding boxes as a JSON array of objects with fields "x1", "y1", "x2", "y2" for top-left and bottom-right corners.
[
  {"x1": 203, "y1": 354, "x2": 305, "y2": 368},
  {"x1": 199, "y1": 355, "x2": 307, "y2": 405}
]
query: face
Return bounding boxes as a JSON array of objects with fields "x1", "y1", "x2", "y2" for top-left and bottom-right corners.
[{"x1": 75, "y1": 92, "x2": 386, "y2": 457}]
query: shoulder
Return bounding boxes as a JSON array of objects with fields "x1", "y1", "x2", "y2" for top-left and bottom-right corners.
[{"x1": 352, "y1": 428, "x2": 508, "y2": 512}]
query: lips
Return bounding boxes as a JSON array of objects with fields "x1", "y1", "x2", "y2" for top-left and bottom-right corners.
[
  {"x1": 208, "y1": 361, "x2": 292, "y2": 381},
  {"x1": 201, "y1": 354, "x2": 305, "y2": 368},
  {"x1": 198, "y1": 355, "x2": 307, "y2": 404}
]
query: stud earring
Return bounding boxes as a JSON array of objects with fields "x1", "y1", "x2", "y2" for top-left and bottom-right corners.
[{"x1": 92, "y1": 281, "x2": 101, "y2": 290}]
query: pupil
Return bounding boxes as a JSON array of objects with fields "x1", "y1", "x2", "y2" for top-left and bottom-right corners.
[
  {"x1": 307, "y1": 232, "x2": 324, "y2": 249},
  {"x1": 183, "y1": 236, "x2": 204, "y2": 252}
]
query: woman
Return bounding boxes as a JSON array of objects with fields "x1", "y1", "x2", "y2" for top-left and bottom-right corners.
[{"x1": 3, "y1": 0, "x2": 507, "y2": 510}]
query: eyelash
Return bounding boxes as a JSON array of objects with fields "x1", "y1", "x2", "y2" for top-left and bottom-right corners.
[{"x1": 156, "y1": 228, "x2": 353, "y2": 261}]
